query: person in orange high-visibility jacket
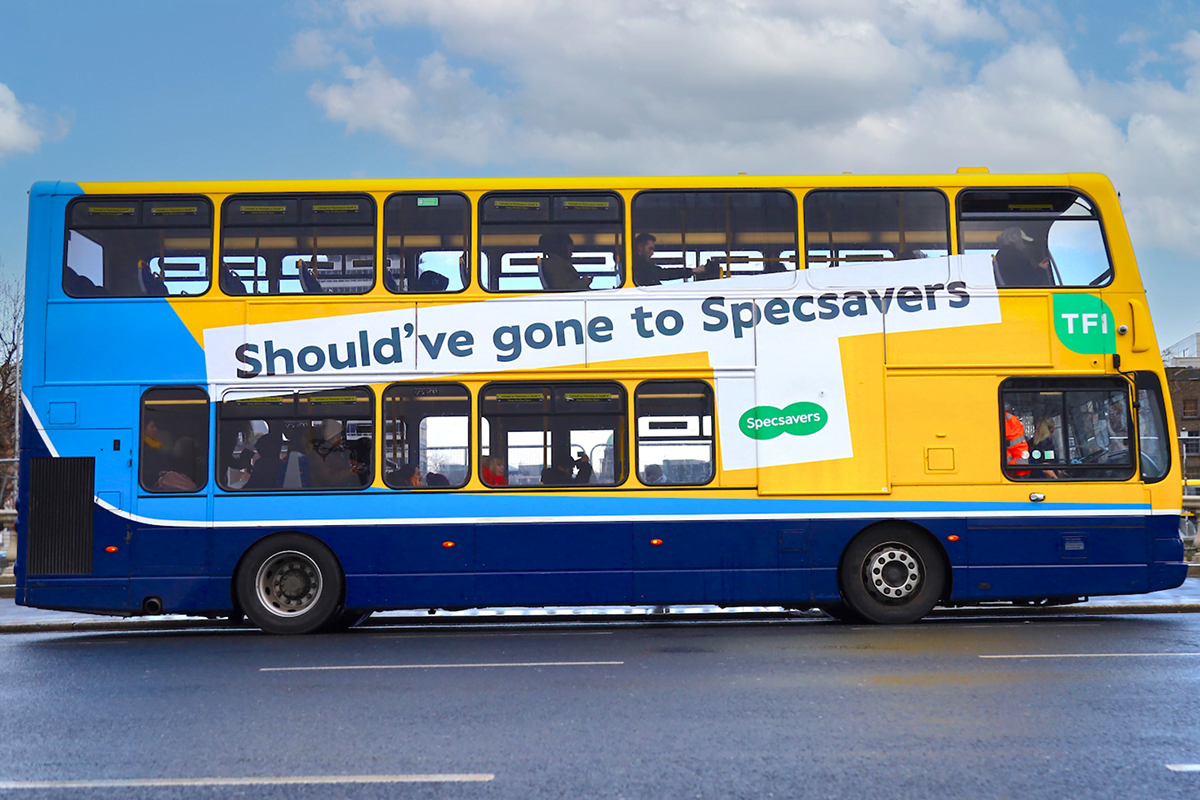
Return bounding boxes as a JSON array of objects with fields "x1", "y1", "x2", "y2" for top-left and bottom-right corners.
[{"x1": 1004, "y1": 411, "x2": 1030, "y2": 477}]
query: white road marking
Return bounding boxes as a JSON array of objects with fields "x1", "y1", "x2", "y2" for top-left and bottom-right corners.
[
  {"x1": 261, "y1": 660, "x2": 624, "y2": 672},
  {"x1": 950, "y1": 623, "x2": 1102, "y2": 629},
  {"x1": 980, "y1": 652, "x2": 1200, "y2": 659},
  {"x1": 0, "y1": 774, "x2": 494, "y2": 789},
  {"x1": 851, "y1": 623, "x2": 1101, "y2": 631},
  {"x1": 376, "y1": 630, "x2": 616, "y2": 639},
  {"x1": 1166, "y1": 764, "x2": 1200, "y2": 772}
]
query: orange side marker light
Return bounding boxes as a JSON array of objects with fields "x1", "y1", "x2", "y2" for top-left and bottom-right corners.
[
  {"x1": 650, "y1": 539, "x2": 663, "y2": 546},
  {"x1": 105, "y1": 546, "x2": 119, "y2": 553},
  {"x1": 442, "y1": 541, "x2": 455, "y2": 548},
  {"x1": 947, "y1": 535, "x2": 960, "y2": 542}
]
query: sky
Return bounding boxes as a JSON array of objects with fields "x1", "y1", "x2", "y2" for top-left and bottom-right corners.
[{"x1": 1, "y1": 0, "x2": 1199, "y2": 346}]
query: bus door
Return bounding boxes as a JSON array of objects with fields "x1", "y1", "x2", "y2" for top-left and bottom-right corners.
[
  {"x1": 130, "y1": 388, "x2": 211, "y2": 598},
  {"x1": 967, "y1": 376, "x2": 1151, "y2": 600}
]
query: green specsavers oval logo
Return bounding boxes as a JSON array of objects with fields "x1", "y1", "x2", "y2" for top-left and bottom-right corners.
[{"x1": 740, "y1": 402, "x2": 828, "y2": 440}]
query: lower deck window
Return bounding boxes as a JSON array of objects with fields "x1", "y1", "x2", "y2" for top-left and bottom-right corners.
[
  {"x1": 635, "y1": 381, "x2": 714, "y2": 485},
  {"x1": 480, "y1": 382, "x2": 627, "y2": 487},
  {"x1": 140, "y1": 387, "x2": 209, "y2": 492},
  {"x1": 1001, "y1": 377, "x2": 1134, "y2": 481},
  {"x1": 1135, "y1": 371, "x2": 1171, "y2": 483},
  {"x1": 383, "y1": 384, "x2": 469, "y2": 488},
  {"x1": 218, "y1": 387, "x2": 373, "y2": 491}
]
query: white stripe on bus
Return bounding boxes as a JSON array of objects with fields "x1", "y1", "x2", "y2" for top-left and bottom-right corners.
[{"x1": 91, "y1": 500, "x2": 1170, "y2": 529}]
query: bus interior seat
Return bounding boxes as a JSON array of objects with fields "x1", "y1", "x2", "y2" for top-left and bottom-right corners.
[
  {"x1": 220, "y1": 267, "x2": 247, "y2": 295},
  {"x1": 64, "y1": 267, "x2": 107, "y2": 297},
  {"x1": 138, "y1": 260, "x2": 169, "y2": 297},
  {"x1": 416, "y1": 270, "x2": 450, "y2": 292}
]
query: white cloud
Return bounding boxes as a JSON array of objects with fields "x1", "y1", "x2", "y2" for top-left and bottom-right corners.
[
  {"x1": 310, "y1": 54, "x2": 510, "y2": 164},
  {"x1": 286, "y1": 29, "x2": 345, "y2": 69},
  {"x1": 305, "y1": 5, "x2": 1200, "y2": 259},
  {"x1": 1175, "y1": 29, "x2": 1200, "y2": 61},
  {"x1": 0, "y1": 82, "x2": 47, "y2": 160},
  {"x1": 283, "y1": 27, "x2": 375, "y2": 70},
  {"x1": 316, "y1": 0, "x2": 1006, "y2": 154}
]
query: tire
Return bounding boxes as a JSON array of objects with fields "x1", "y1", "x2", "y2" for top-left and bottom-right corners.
[
  {"x1": 322, "y1": 608, "x2": 373, "y2": 632},
  {"x1": 839, "y1": 524, "x2": 946, "y2": 625},
  {"x1": 235, "y1": 534, "x2": 344, "y2": 635},
  {"x1": 819, "y1": 601, "x2": 865, "y2": 623}
]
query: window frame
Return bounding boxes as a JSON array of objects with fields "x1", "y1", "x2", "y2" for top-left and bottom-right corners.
[
  {"x1": 634, "y1": 379, "x2": 716, "y2": 487},
  {"x1": 381, "y1": 381, "x2": 472, "y2": 490},
  {"x1": 477, "y1": 380, "x2": 629, "y2": 489},
  {"x1": 215, "y1": 385, "x2": 376, "y2": 493},
  {"x1": 219, "y1": 192, "x2": 378, "y2": 297},
  {"x1": 1134, "y1": 370, "x2": 1172, "y2": 484},
  {"x1": 477, "y1": 190, "x2": 626, "y2": 294},
  {"x1": 801, "y1": 187, "x2": 951, "y2": 270},
  {"x1": 382, "y1": 191, "x2": 472, "y2": 295},
  {"x1": 139, "y1": 385, "x2": 210, "y2": 494},
  {"x1": 956, "y1": 187, "x2": 1115, "y2": 289},
  {"x1": 998, "y1": 375, "x2": 1136, "y2": 482},
  {"x1": 630, "y1": 188, "x2": 800, "y2": 284},
  {"x1": 63, "y1": 195, "x2": 215, "y2": 299},
  {"x1": 1183, "y1": 398, "x2": 1200, "y2": 420}
]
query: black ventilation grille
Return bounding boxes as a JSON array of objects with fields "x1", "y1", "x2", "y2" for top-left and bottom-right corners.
[{"x1": 27, "y1": 457, "x2": 94, "y2": 576}]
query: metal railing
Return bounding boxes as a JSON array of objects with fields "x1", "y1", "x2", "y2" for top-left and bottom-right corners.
[{"x1": 1184, "y1": 479, "x2": 1200, "y2": 510}]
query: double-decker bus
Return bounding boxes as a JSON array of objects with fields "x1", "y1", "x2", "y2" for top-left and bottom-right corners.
[{"x1": 15, "y1": 171, "x2": 1185, "y2": 633}]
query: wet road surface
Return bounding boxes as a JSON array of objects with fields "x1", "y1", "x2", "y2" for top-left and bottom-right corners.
[{"x1": 2, "y1": 612, "x2": 1200, "y2": 799}]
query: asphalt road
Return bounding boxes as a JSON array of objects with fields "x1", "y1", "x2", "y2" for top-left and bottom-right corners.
[{"x1": 2, "y1": 613, "x2": 1200, "y2": 799}]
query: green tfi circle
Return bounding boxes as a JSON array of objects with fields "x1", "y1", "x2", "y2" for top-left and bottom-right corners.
[{"x1": 740, "y1": 402, "x2": 828, "y2": 440}]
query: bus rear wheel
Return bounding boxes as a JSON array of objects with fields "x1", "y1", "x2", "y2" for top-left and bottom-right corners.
[
  {"x1": 236, "y1": 534, "x2": 343, "y2": 635},
  {"x1": 839, "y1": 525, "x2": 945, "y2": 625}
]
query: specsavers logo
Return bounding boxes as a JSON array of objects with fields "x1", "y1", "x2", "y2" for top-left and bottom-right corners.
[{"x1": 739, "y1": 402, "x2": 828, "y2": 440}]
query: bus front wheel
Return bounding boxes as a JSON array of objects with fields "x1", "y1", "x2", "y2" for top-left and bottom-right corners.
[
  {"x1": 839, "y1": 525, "x2": 945, "y2": 625},
  {"x1": 236, "y1": 534, "x2": 344, "y2": 635}
]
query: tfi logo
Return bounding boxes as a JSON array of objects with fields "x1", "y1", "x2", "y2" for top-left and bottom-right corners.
[{"x1": 1052, "y1": 295, "x2": 1116, "y2": 355}]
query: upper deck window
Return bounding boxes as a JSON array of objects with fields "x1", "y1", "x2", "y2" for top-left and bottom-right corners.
[
  {"x1": 384, "y1": 193, "x2": 470, "y2": 293},
  {"x1": 804, "y1": 190, "x2": 949, "y2": 268},
  {"x1": 479, "y1": 193, "x2": 623, "y2": 292},
  {"x1": 631, "y1": 191, "x2": 797, "y2": 285},
  {"x1": 958, "y1": 190, "x2": 1113, "y2": 288},
  {"x1": 220, "y1": 195, "x2": 376, "y2": 296},
  {"x1": 64, "y1": 197, "x2": 212, "y2": 298}
]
